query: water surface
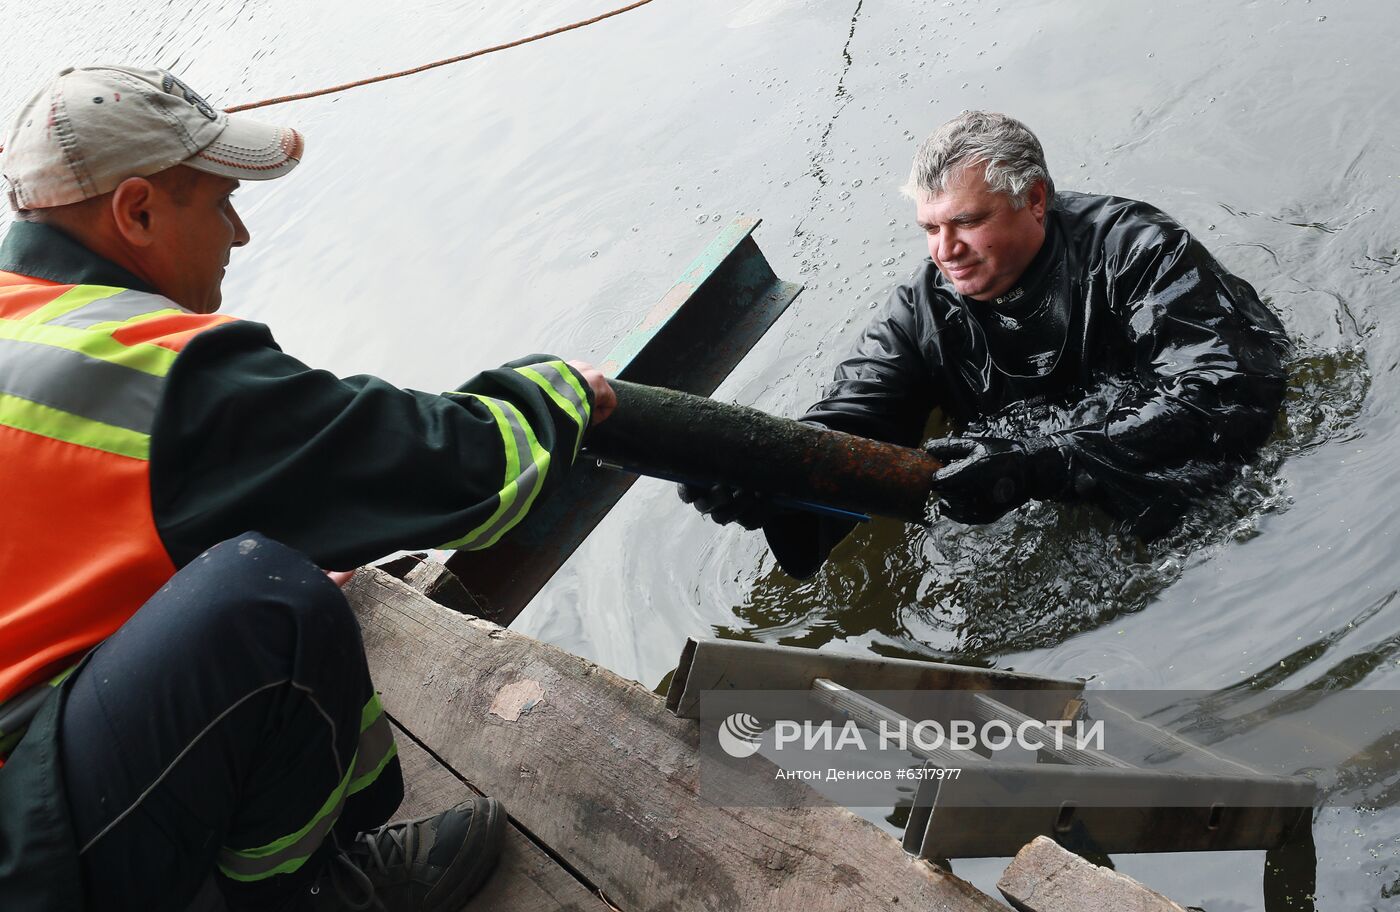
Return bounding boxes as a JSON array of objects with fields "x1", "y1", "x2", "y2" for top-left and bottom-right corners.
[{"x1": 4, "y1": 0, "x2": 1398, "y2": 906}]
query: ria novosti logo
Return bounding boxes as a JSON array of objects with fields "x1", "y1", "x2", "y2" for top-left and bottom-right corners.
[
  {"x1": 718, "y1": 713, "x2": 766, "y2": 758},
  {"x1": 716, "y1": 713, "x2": 1107, "y2": 758}
]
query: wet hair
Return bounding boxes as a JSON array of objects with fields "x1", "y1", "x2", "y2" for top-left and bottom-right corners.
[{"x1": 902, "y1": 111, "x2": 1054, "y2": 209}]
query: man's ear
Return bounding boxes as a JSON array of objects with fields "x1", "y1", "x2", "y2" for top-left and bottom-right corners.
[
  {"x1": 1026, "y1": 179, "x2": 1049, "y2": 223},
  {"x1": 109, "y1": 177, "x2": 158, "y2": 247}
]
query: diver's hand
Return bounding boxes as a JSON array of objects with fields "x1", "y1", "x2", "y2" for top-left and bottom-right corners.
[
  {"x1": 677, "y1": 483, "x2": 773, "y2": 530},
  {"x1": 926, "y1": 435, "x2": 1068, "y2": 524}
]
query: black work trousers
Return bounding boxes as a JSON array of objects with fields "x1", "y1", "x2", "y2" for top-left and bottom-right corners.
[{"x1": 59, "y1": 533, "x2": 404, "y2": 911}]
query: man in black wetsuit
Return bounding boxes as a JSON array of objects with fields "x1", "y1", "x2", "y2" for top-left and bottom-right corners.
[{"x1": 682, "y1": 110, "x2": 1288, "y2": 578}]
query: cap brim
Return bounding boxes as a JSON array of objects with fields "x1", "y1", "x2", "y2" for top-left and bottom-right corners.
[{"x1": 184, "y1": 113, "x2": 303, "y2": 181}]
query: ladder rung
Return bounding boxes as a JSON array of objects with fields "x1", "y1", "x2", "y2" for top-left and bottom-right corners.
[
  {"x1": 967, "y1": 694, "x2": 1134, "y2": 768},
  {"x1": 810, "y1": 678, "x2": 986, "y2": 768}
]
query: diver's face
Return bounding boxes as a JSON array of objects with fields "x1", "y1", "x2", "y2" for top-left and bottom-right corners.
[{"x1": 916, "y1": 164, "x2": 1047, "y2": 301}]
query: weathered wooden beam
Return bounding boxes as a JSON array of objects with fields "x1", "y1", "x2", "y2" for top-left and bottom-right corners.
[
  {"x1": 584, "y1": 379, "x2": 944, "y2": 522},
  {"x1": 348, "y1": 568, "x2": 1004, "y2": 912},
  {"x1": 997, "y1": 836, "x2": 1189, "y2": 912},
  {"x1": 391, "y1": 723, "x2": 613, "y2": 912}
]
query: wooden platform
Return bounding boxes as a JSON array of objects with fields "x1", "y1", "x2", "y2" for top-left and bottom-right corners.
[
  {"x1": 348, "y1": 566, "x2": 1005, "y2": 911},
  {"x1": 392, "y1": 724, "x2": 612, "y2": 910}
]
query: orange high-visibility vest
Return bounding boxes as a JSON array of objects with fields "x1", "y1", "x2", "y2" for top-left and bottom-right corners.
[{"x1": 0, "y1": 272, "x2": 234, "y2": 706}]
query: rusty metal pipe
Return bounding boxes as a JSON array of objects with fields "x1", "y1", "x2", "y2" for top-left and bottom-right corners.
[{"x1": 584, "y1": 380, "x2": 942, "y2": 523}]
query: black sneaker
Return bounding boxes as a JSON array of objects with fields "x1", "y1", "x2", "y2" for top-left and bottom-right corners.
[{"x1": 307, "y1": 796, "x2": 506, "y2": 911}]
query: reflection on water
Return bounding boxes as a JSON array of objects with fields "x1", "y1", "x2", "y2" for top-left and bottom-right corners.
[
  {"x1": 725, "y1": 340, "x2": 1370, "y2": 664},
  {"x1": 4, "y1": 0, "x2": 1400, "y2": 906}
]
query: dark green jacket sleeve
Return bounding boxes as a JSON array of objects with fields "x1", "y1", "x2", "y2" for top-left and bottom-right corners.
[{"x1": 149, "y1": 321, "x2": 592, "y2": 570}]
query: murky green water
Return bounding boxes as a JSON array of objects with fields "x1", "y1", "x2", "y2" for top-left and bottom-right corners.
[{"x1": 4, "y1": 0, "x2": 1398, "y2": 906}]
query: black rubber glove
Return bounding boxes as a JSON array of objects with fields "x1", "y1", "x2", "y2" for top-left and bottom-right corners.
[
  {"x1": 925, "y1": 435, "x2": 1070, "y2": 524},
  {"x1": 677, "y1": 483, "x2": 774, "y2": 530}
]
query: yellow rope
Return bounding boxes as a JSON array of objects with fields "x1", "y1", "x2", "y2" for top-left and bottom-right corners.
[{"x1": 225, "y1": 0, "x2": 657, "y2": 113}]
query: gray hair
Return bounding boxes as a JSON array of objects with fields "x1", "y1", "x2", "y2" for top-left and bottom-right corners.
[{"x1": 902, "y1": 111, "x2": 1054, "y2": 209}]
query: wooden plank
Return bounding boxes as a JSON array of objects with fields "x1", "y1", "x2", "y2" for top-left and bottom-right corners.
[
  {"x1": 390, "y1": 724, "x2": 613, "y2": 912},
  {"x1": 394, "y1": 722, "x2": 474, "y2": 817},
  {"x1": 348, "y1": 568, "x2": 1003, "y2": 912},
  {"x1": 178, "y1": 723, "x2": 608, "y2": 912},
  {"x1": 997, "y1": 836, "x2": 1189, "y2": 912}
]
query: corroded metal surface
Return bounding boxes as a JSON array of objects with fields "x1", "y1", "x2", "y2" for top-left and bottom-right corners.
[{"x1": 587, "y1": 380, "x2": 943, "y2": 522}]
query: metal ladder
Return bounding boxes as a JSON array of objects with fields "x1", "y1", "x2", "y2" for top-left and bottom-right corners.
[{"x1": 668, "y1": 637, "x2": 1315, "y2": 861}]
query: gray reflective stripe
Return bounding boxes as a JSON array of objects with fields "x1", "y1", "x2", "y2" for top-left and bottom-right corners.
[
  {"x1": 458, "y1": 406, "x2": 546, "y2": 550},
  {"x1": 217, "y1": 712, "x2": 397, "y2": 880},
  {"x1": 533, "y1": 362, "x2": 588, "y2": 417},
  {"x1": 217, "y1": 785, "x2": 351, "y2": 880},
  {"x1": 0, "y1": 336, "x2": 163, "y2": 434},
  {"x1": 348, "y1": 710, "x2": 396, "y2": 793},
  {"x1": 43, "y1": 289, "x2": 178, "y2": 328}
]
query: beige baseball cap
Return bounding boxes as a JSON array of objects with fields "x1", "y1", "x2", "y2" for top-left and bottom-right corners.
[{"x1": 2, "y1": 65, "x2": 304, "y2": 210}]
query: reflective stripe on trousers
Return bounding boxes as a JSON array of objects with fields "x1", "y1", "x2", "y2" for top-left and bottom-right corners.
[{"x1": 216, "y1": 692, "x2": 398, "y2": 881}]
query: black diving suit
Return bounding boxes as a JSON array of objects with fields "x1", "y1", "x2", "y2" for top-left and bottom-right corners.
[{"x1": 762, "y1": 190, "x2": 1289, "y2": 578}]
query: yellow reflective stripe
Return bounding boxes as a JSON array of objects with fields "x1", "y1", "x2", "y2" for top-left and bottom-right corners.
[
  {"x1": 516, "y1": 362, "x2": 588, "y2": 456},
  {"x1": 437, "y1": 394, "x2": 553, "y2": 550},
  {"x1": 217, "y1": 758, "x2": 354, "y2": 881},
  {"x1": 348, "y1": 741, "x2": 398, "y2": 796},
  {"x1": 437, "y1": 394, "x2": 521, "y2": 549},
  {"x1": 361, "y1": 691, "x2": 385, "y2": 731},
  {"x1": 84, "y1": 307, "x2": 184, "y2": 333},
  {"x1": 554, "y1": 362, "x2": 590, "y2": 411},
  {"x1": 44, "y1": 289, "x2": 181, "y2": 330},
  {"x1": 20, "y1": 284, "x2": 124, "y2": 325},
  {"x1": 0, "y1": 317, "x2": 177, "y2": 377},
  {"x1": 218, "y1": 690, "x2": 396, "y2": 882},
  {"x1": 511, "y1": 400, "x2": 550, "y2": 514},
  {"x1": 349, "y1": 692, "x2": 397, "y2": 795},
  {"x1": 470, "y1": 400, "x2": 550, "y2": 550},
  {"x1": 517, "y1": 367, "x2": 582, "y2": 425},
  {"x1": 0, "y1": 391, "x2": 149, "y2": 460}
]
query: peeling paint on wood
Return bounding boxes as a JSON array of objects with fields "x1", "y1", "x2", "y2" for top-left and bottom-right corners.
[{"x1": 490, "y1": 678, "x2": 546, "y2": 722}]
